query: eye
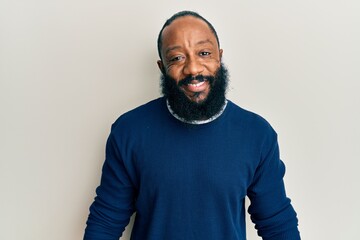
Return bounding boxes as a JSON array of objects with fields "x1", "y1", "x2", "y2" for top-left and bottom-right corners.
[
  {"x1": 169, "y1": 56, "x2": 184, "y2": 62},
  {"x1": 199, "y1": 51, "x2": 211, "y2": 57}
]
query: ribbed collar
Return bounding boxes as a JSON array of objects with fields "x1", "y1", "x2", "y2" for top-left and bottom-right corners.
[{"x1": 166, "y1": 99, "x2": 228, "y2": 125}]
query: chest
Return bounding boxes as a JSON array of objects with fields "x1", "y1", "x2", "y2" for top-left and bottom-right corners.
[{"x1": 131, "y1": 127, "x2": 259, "y2": 200}]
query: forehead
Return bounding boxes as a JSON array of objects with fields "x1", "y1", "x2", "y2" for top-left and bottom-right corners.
[{"x1": 161, "y1": 16, "x2": 217, "y2": 49}]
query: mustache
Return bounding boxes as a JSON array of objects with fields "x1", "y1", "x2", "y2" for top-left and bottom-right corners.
[{"x1": 178, "y1": 75, "x2": 215, "y2": 86}]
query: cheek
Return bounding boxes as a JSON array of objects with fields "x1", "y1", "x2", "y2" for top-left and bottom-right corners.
[
  {"x1": 205, "y1": 61, "x2": 221, "y2": 74},
  {"x1": 166, "y1": 65, "x2": 183, "y2": 81}
]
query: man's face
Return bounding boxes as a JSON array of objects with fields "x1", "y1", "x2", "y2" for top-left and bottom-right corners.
[{"x1": 158, "y1": 16, "x2": 223, "y2": 104}]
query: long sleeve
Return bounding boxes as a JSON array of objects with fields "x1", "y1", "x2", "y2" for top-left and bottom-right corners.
[
  {"x1": 247, "y1": 130, "x2": 300, "y2": 240},
  {"x1": 84, "y1": 131, "x2": 136, "y2": 240}
]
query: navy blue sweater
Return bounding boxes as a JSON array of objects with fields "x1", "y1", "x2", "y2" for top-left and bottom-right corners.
[{"x1": 84, "y1": 97, "x2": 300, "y2": 240}]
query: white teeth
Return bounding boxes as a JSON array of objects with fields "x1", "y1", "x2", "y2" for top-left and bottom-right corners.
[{"x1": 188, "y1": 81, "x2": 204, "y2": 87}]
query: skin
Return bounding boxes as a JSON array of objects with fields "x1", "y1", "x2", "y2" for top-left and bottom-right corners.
[{"x1": 157, "y1": 16, "x2": 223, "y2": 103}]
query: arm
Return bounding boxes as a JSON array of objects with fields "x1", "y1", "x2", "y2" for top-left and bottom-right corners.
[
  {"x1": 84, "y1": 132, "x2": 136, "y2": 240},
  {"x1": 247, "y1": 130, "x2": 300, "y2": 240}
]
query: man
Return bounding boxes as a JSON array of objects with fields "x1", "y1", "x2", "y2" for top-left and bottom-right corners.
[{"x1": 84, "y1": 11, "x2": 300, "y2": 240}]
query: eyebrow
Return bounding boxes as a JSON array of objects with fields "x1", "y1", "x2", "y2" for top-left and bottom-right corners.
[
  {"x1": 165, "y1": 46, "x2": 182, "y2": 55},
  {"x1": 165, "y1": 39, "x2": 215, "y2": 55},
  {"x1": 195, "y1": 39, "x2": 214, "y2": 46}
]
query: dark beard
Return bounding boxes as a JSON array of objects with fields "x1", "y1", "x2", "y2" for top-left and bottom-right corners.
[{"x1": 160, "y1": 63, "x2": 229, "y2": 122}]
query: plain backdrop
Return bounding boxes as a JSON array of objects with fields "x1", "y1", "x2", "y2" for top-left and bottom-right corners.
[{"x1": 1, "y1": 1, "x2": 359, "y2": 239}]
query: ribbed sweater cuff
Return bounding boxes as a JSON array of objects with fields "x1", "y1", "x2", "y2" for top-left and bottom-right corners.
[{"x1": 265, "y1": 230, "x2": 301, "y2": 240}]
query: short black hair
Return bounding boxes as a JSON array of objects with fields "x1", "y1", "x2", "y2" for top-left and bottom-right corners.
[{"x1": 157, "y1": 10, "x2": 220, "y2": 60}]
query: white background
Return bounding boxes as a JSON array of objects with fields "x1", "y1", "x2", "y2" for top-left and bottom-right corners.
[{"x1": 1, "y1": 1, "x2": 359, "y2": 239}]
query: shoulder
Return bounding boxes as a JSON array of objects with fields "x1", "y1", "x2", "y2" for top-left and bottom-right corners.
[
  {"x1": 226, "y1": 100, "x2": 276, "y2": 136},
  {"x1": 226, "y1": 100, "x2": 279, "y2": 160},
  {"x1": 111, "y1": 97, "x2": 167, "y2": 133}
]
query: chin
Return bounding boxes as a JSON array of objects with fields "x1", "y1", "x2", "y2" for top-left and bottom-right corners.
[{"x1": 186, "y1": 92, "x2": 208, "y2": 104}]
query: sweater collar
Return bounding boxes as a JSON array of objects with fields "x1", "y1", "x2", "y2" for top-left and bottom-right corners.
[{"x1": 166, "y1": 99, "x2": 228, "y2": 125}]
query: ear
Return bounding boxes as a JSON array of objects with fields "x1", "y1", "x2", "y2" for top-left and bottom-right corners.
[
  {"x1": 157, "y1": 60, "x2": 166, "y2": 74},
  {"x1": 219, "y1": 49, "x2": 223, "y2": 60}
]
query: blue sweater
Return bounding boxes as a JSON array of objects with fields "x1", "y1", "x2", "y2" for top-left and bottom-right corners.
[{"x1": 84, "y1": 97, "x2": 300, "y2": 240}]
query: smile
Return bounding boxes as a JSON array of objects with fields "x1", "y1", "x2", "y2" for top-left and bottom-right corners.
[
  {"x1": 187, "y1": 81, "x2": 205, "y2": 87},
  {"x1": 182, "y1": 80, "x2": 209, "y2": 93}
]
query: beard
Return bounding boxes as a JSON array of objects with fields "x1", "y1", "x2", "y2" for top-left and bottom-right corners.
[{"x1": 160, "y1": 63, "x2": 229, "y2": 122}]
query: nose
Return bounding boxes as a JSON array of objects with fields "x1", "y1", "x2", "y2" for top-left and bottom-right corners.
[{"x1": 183, "y1": 56, "x2": 204, "y2": 76}]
